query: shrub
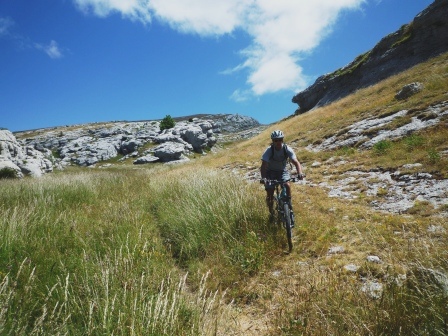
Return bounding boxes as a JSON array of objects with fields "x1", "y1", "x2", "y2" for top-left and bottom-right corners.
[
  {"x1": 0, "y1": 167, "x2": 18, "y2": 179},
  {"x1": 373, "y1": 140, "x2": 392, "y2": 155},
  {"x1": 337, "y1": 146, "x2": 356, "y2": 156},
  {"x1": 52, "y1": 150, "x2": 61, "y2": 159},
  {"x1": 160, "y1": 115, "x2": 175, "y2": 131},
  {"x1": 404, "y1": 134, "x2": 424, "y2": 151},
  {"x1": 427, "y1": 149, "x2": 441, "y2": 163}
]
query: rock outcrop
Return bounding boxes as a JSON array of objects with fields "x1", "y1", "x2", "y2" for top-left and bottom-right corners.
[
  {"x1": 292, "y1": 0, "x2": 448, "y2": 113},
  {"x1": 213, "y1": 114, "x2": 261, "y2": 133},
  {"x1": 4, "y1": 114, "x2": 260, "y2": 177},
  {"x1": 0, "y1": 129, "x2": 54, "y2": 178},
  {"x1": 305, "y1": 101, "x2": 448, "y2": 152},
  {"x1": 302, "y1": 100, "x2": 448, "y2": 214}
]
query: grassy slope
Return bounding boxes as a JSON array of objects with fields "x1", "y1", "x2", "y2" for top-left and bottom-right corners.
[
  {"x1": 1, "y1": 52, "x2": 447, "y2": 335},
  {"x1": 196, "y1": 51, "x2": 448, "y2": 335},
  {"x1": 206, "y1": 51, "x2": 448, "y2": 177}
]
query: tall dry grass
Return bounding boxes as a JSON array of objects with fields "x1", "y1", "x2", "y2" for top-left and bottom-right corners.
[{"x1": 0, "y1": 166, "x2": 289, "y2": 334}]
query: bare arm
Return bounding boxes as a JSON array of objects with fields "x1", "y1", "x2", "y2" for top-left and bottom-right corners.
[
  {"x1": 291, "y1": 157, "x2": 304, "y2": 177},
  {"x1": 260, "y1": 160, "x2": 268, "y2": 180}
]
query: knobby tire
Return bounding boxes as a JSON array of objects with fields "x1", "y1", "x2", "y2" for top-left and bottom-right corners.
[{"x1": 283, "y1": 203, "x2": 293, "y2": 252}]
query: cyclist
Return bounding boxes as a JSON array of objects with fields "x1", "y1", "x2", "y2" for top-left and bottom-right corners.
[{"x1": 260, "y1": 130, "x2": 304, "y2": 219}]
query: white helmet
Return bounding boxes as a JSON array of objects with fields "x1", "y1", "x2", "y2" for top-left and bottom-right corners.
[{"x1": 270, "y1": 130, "x2": 284, "y2": 139}]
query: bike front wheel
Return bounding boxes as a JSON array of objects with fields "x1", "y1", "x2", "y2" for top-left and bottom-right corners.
[{"x1": 283, "y1": 203, "x2": 293, "y2": 252}]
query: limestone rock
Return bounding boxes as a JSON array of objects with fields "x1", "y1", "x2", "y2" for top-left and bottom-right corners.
[
  {"x1": 154, "y1": 142, "x2": 188, "y2": 162},
  {"x1": 0, "y1": 157, "x2": 23, "y2": 178},
  {"x1": 133, "y1": 155, "x2": 160, "y2": 164},
  {"x1": 0, "y1": 129, "x2": 54, "y2": 178},
  {"x1": 395, "y1": 82, "x2": 424, "y2": 100},
  {"x1": 15, "y1": 114, "x2": 258, "y2": 167}
]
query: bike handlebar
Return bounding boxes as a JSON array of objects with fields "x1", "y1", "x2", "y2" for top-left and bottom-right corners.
[{"x1": 260, "y1": 174, "x2": 305, "y2": 185}]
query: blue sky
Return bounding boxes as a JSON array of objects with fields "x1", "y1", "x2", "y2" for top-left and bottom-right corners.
[{"x1": 0, "y1": 0, "x2": 434, "y2": 132}]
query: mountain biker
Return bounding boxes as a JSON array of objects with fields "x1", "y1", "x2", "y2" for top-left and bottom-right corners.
[{"x1": 260, "y1": 130, "x2": 304, "y2": 218}]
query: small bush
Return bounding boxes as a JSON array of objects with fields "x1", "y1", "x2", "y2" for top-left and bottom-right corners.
[
  {"x1": 0, "y1": 167, "x2": 18, "y2": 179},
  {"x1": 373, "y1": 140, "x2": 392, "y2": 155},
  {"x1": 336, "y1": 146, "x2": 356, "y2": 156},
  {"x1": 404, "y1": 134, "x2": 424, "y2": 151},
  {"x1": 160, "y1": 115, "x2": 175, "y2": 131},
  {"x1": 52, "y1": 150, "x2": 61, "y2": 159},
  {"x1": 427, "y1": 149, "x2": 441, "y2": 163}
]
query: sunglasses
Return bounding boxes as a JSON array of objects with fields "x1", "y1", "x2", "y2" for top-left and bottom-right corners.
[{"x1": 273, "y1": 139, "x2": 283, "y2": 142}]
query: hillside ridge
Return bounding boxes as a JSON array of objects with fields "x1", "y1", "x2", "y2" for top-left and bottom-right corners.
[{"x1": 292, "y1": 0, "x2": 448, "y2": 113}]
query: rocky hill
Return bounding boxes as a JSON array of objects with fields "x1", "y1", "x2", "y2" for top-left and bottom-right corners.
[
  {"x1": 0, "y1": 114, "x2": 261, "y2": 177},
  {"x1": 292, "y1": 0, "x2": 448, "y2": 113}
]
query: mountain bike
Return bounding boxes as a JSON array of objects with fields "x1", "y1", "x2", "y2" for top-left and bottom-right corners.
[{"x1": 266, "y1": 177, "x2": 299, "y2": 253}]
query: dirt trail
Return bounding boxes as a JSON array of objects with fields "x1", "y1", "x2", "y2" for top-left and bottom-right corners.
[{"x1": 217, "y1": 240, "x2": 308, "y2": 335}]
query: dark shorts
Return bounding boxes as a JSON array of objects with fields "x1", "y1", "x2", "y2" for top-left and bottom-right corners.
[{"x1": 265, "y1": 170, "x2": 291, "y2": 190}]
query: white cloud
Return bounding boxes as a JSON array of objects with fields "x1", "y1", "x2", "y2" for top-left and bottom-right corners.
[
  {"x1": 74, "y1": 0, "x2": 152, "y2": 22},
  {"x1": 72, "y1": 0, "x2": 365, "y2": 96},
  {"x1": 247, "y1": 53, "x2": 306, "y2": 94},
  {"x1": 1, "y1": 17, "x2": 64, "y2": 59},
  {"x1": 0, "y1": 17, "x2": 14, "y2": 36},
  {"x1": 147, "y1": 0, "x2": 251, "y2": 35},
  {"x1": 230, "y1": 89, "x2": 252, "y2": 102},
  {"x1": 35, "y1": 40, "x2": 63, "y2": 59}
]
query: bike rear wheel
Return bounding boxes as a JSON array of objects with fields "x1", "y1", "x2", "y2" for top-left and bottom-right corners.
[{"x1": 283, "y1": 203, "x2": 293, "y2": 252}]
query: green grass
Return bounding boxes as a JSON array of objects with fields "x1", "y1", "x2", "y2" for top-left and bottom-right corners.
[
  {"x1": 372, "y1": 139, "x2": 393, "y2": 155},
  {"x1": 0, "y1": 170, "x2": 215, "y2": 334},
  {"x1": 0, "y1": 167, "x2": 290, "y2": 334}
]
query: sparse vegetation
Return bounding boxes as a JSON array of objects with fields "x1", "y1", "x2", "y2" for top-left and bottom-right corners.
[
  {"x1": 328, "y1": 51, "x2": 371, "y2": 78},
  {"x1": 404, "y1": 133, "x2": 425, "y2": 151},
  {"x1": 427, "y1": 148, "x2": 441, "y2": 164},
  {"x1": 373, "y1": 139, "x2": 393, "y2": 155},
  {"x1": 391, "y1": 22, "x2": 414, "y2": 49}
]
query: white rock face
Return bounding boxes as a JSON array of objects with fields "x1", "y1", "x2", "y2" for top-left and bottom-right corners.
[
  {"x1": 0, "y1": 129, "x2": 26, "y2": 161},
  {"x1": 17, "y1": 115, "x2": 250, "y2": 168},
  {"x1": 0, "y1": 157, "x2": 24, "y2": 178},
  {"x1": 0, "y1": 130, "x2": 53, "y2": 178}
]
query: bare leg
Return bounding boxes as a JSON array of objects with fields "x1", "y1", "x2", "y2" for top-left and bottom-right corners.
[
  {"x1": 285, "y1": 182, "x2": 293, "y2": 208},
  {"x1": 266, "y1": 189, "x2": 275, "y2": 214},
  {"x1": 285, "y1": 182, "x2": 291, "y2": 197}
]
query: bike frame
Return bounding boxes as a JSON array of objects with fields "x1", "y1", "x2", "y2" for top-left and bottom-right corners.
[
  {"x1": 272, "y1": 180, "x2": 295, "y2": 221},
  {"x1": 267, "y1": 178, "x2": 297, "y2": 252}
]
